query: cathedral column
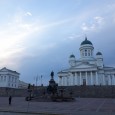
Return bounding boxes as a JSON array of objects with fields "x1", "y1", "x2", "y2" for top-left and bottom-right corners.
[
  {"x1": 65, "y1": 76, "x2": 67, "y2": 86},
  {"x1": 75, "y1": 72, "x2": 77, "y2": 85},
  {"x1": 62, "y1": 77, "x2": 64, "y2": 86},
  {"x1": 102, "y1": 74, "x2": 105, "y2": 85},
  {"x1": 67, "y1": 76, "x2": 69, "y2": 86},
  {"x1": 90, "y1": 50, "x2": 92, "y2": 56},
  {"x1": 73, "y1": 75, "x2": 75, "y2": 86},
  {"x1": 69, "y1": 73, "x2": 73, "y2": 86},
  {"x1": 110, "y1": 74, "x2": 112, "y2": 85},
  {"x1": 80, "y1": 72, "x2": 82, "y2": 85},
  {"x1": 65, "y1": 77, "x2": 67, "y2": 86},
  {"x1": 68, "y1": 76, "x2": 70, "y2": 86},
  {"x1": 96, "y1": 72, "x2": 98, "y2": 85},
  {"x1": 113, "y1": 74, "x2": 115, "y2": 85},
  {"x1": 86, "y1": 71, "x2": 88, "y2": 85},
  {"x1": 64, "y1": 77, "x2": 66, "y2": 86},
  {"x1": 108, "y1": 75, "x2": 111, "y2": 85},
  {"x1": 59, "y1": 76, "x2": 62, "y2": 86},
  {"x1": 91, "y1": 71, "x2": 93, "y2": 85},
  {"x1": 111, "y1": 74, "x2": 114, "y2": 85},
  {"x1": 112, "y1": 74, "x2": 114, "y2": 85}
]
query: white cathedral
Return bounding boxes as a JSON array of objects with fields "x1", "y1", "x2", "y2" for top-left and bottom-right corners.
[{"x1": 58, "y1": 37, "x2": 115, "y2": 86}]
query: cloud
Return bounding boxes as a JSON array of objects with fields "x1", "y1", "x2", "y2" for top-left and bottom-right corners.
[
  {"x1": 81, "y1": 16, "x2": 105, "y2": 32},
  {"x1": 0, "y1": 11, "x2": 43, "y2": 69},
  {"x1": 0, "y1": 10, "x2": 74, "y2": 69},
  {"x1": 67, "y1": 34, "x2": 83, "y2": 40},
  {"x1": 94, "y1": 16, "x2": 104, "y2": 24},
  {"x1": 25, "y1": 12, "x2": 32, "y2": 16}
]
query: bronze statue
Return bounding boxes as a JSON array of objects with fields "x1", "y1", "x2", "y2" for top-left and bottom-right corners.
[{"x1": 51, "y1": 71, "x2": 54, "y2": 79}]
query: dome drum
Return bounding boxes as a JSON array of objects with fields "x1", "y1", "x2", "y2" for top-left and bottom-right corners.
[
  {"x1": 80, "y1": 45, "x2": 94, "y2": 51},
  {"x1": 80, "y1": 37, "x2": 94, "y2": 59}
]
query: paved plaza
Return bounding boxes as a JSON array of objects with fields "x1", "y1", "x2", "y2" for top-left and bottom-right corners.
[{"x1": 0, "y1": 97, "x2": 115, "y2": 115}]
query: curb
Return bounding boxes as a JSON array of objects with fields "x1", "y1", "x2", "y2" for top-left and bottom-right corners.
[{"x1": 0, "y1": 110, "x2": 63, "y2": 115}]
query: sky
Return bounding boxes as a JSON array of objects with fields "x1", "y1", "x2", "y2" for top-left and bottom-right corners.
[{"x1": 0, "y1": 0, "x2": 115, "y2": 86}]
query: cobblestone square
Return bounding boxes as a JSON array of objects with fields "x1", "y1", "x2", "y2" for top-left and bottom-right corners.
[{"x1": 0, "y1": 97, "x2": 115, "y2": 115}]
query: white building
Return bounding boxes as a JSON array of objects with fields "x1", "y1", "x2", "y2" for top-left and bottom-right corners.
[
  {"x1": 58, "y1": 37, "x2": 115, "y2": 86},
  {"x1": 0, "y1": 67, "x2": 20, "y2": 88},
  {"x1": 18, "y1": 80, "x2": 28, "y2": 89}
]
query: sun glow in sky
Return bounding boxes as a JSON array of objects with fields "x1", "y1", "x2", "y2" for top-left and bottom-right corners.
[{"x1": 0, "y1": 0, "x2": 115, "y2": 85}]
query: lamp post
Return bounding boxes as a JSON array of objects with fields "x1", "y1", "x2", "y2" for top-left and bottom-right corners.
[
  {"x1": 41, "y1": 75, "x2": 43, "y2": 86},
  {"x1": 35, "y1": 76, "x2": 38, "y2": 87}
]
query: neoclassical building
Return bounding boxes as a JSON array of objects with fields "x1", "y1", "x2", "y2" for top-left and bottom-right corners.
[
  {"x1": 18, "y1": 80, "x2": 28, "y2": 89},
  {"x1": 0, "y1": 67, "x2": 20, "y2": 88},
  {"x1": 58, "y1": 37, "x2": 115, "y2": 86}
]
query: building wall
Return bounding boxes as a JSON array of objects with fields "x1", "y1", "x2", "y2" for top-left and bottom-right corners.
[
  {"x1": 58, "y1": 71, "x2": 115, "y2": 86},
  {"x1": 18, "y1": 80, "x2": 28, "y2": 89},
  {"x1": 57, "y1": 86, "x2": 115, "y2": 98},
  {"x1": 0, "y1": 68, "x2": 19, "y2": 88},
  {"x1": 0, "y1": 86, "x2": 115, "y2": 98}
]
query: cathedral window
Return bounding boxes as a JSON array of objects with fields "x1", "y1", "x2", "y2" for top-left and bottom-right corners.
[
  {"x1": 15, "y1": 78, "x2": 16, "y2": 82},
  {"x1": 77, "y1": 72, "x2": 80, "y2": 76},
  {"x1": 88, "y1": 50, "x2": 90, "y2": 56},
  {"x1": 87, "y1": 72, "x2": 89, "y2": 76},
  {"x1": 1, "y1": 76, "x2": 3, "y2": 81},
  {"x1": 9, "y1": 76, "x2": 11, "y2": 82},
  {"x1": 85, "y1": 50, "x2": 87, "y2": 56},
  {"x1": 72, "y1": 72, "x2": 75, "y2": 76},
  {"x1": 4, "y1": 76, "x2": 6, "y2": 81}
]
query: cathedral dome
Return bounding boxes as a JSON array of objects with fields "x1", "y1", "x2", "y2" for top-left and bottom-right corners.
[
  {"x1": 96, "y1": 52, "x2": 102, "y2": 55},
  {"x1": 81, "y1": 37, "x2": 92, "y2": 45},
  {"x1": 70, "y1": 54, "x2": 75, "y2": 58}
]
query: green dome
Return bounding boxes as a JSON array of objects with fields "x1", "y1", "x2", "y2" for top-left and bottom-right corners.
[
  {"x1": 96, "y1": 52, "x2": 102, "y2": 55},
  {"x1": 81, "y1": 37, "x2": 92, "y2": 45},
  {"x1": 70, "y1": 54, "x2": 75, "y2": 58}
]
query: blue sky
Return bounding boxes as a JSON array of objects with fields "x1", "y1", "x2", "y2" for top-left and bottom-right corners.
[{"x1": 0, "y1": 0, "x2": 115, "y2": 85}]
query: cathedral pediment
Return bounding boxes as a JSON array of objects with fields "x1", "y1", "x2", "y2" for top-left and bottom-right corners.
[{"x1": 73, "y1": 62, "x2": 97, "y2": 69}]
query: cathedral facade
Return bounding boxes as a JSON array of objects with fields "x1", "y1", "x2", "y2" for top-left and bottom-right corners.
[{"x1": 58, "y1": 37, "x2": 115, "y2": 86}]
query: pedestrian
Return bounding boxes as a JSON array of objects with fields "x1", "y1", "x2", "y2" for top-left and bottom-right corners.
[{"x1": 9, "y1": 96, "x2": 12, "y2": 105}]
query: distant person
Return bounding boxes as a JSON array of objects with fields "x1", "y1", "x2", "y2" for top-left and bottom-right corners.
[{"x1": 9, "y1": 96, "x2": 12, "y2": 105}]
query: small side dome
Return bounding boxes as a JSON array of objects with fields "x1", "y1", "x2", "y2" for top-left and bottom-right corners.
[
  {"x1": 70, "y1": 54, "x2": 75, "y2": 58},
  {"x1": 81, "y1": 37, "x2": 92, "y2": 45},
  {"x1": 96, "y1": 52, "x2": 102, "y2": 55}
]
